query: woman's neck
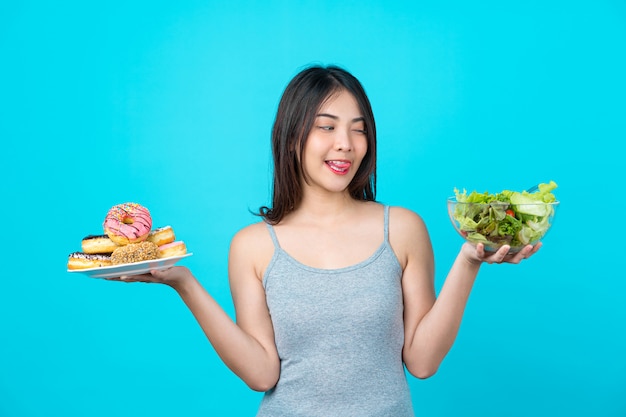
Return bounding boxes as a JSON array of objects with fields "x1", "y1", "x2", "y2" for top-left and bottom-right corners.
[{"x1": 287, "y1": 190, "x2": 362, "y2": 225}]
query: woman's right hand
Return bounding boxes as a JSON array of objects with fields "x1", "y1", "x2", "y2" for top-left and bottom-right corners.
[{"x1": 105, "y1": 266, "x2": 193, "y2": 289}]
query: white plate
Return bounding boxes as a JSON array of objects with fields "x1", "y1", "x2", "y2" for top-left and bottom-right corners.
[{"x1": 67, "y1": 253, "x2": 193, "y2": 279}]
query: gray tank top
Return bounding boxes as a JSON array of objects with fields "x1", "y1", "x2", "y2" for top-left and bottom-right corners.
[{"x1": 257, "y1": 205, "x2": 414, "y2": 417}]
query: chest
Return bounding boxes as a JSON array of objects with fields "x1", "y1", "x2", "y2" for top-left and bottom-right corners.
[
  {"x1": 264, "y1": 247, "x2": 404, "y2": 352},
  {"x1": 272, "y1": 222, "x2": 384, "y2": 269}
]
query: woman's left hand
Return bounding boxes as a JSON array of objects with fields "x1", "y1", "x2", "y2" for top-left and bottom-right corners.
[{"x1": 462, "y1": 241, "x2": 542, "y2": 265}]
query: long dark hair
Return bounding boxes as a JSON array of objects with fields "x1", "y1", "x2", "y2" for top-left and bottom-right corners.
[{"x1": 259, "y1": 65, "x2": 377, "y2": 224}]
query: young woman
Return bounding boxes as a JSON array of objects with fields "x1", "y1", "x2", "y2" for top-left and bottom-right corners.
[{"x1": 112, "y1": 65, "x2": 540, "y2": 416}]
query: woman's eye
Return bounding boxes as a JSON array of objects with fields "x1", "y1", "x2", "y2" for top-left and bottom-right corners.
[{"x1": 319, "y1": 126, "x2": 334, "y2": 131}]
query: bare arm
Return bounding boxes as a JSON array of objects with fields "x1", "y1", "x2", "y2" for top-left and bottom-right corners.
[
  {"x1": 108, "y1": 224, "x2": 280, "y2": 391},
  {"x1": 389, "y1": 207, "x2": 539, "y2": 379}
]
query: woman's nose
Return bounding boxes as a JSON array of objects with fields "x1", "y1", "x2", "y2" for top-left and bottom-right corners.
[{"x1": 334, "y1": 129, "x2": 353, "y2": 151}]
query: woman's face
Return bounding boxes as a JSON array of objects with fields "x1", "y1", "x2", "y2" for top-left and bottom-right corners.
[{"x1": 299, "y1": 89, "x2": 368, "y2": 195}]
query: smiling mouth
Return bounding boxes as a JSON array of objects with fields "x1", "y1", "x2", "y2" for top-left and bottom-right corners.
[{"x1": 325, "y1": 160, "x2": 351, "y2": 174}]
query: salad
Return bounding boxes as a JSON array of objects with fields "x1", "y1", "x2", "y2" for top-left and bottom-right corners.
[{"x1": 449, "y1": 181, "x2": 558, "y2": 249}]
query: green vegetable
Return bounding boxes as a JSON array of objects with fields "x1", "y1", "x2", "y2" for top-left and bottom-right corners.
[{"x1": 451, "y1": 181, "x2": 558, "y2": 249}]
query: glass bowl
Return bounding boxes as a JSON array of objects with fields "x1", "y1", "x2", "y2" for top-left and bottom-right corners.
[{"x1": 447, "y1": 197, "x2": 559, "y2": 252}]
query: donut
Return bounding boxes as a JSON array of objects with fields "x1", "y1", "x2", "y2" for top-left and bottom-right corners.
[
  {"x1": 81, "y1": 234, "x2": 120, "y2": 254},
  {"x1": 146, "y1": 225, "x2": 176, "y2": 247},
  {"x1": 67, "y1": 252, "x2": 112, "y2": 270},
  {"x1": 103, "y1": 203, "x2": 152, "y2": 245},
  {"x1": 111, "y1": 241, "x2": 159, "y2": 265},
  {"x1": 158, "y1": 241, "x2": 187, "y2": 258}
]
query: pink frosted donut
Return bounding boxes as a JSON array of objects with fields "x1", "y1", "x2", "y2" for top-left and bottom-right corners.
[
  {"x1": 158, "y1": 241, "x2": 187, "y2": 258},
  {"x1": 103, "y1": 203, "x2": 152, "y2": 245}
]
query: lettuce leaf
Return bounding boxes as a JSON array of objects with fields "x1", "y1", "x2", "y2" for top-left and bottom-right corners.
[{"x1": 451, "y1": 181, "x2": 558, "y2": 249}]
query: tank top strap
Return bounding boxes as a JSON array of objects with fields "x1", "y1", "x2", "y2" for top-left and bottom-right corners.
[
  {"x1": 384, "y1": 205, "x2": 390, "y2": 243},
  {"x1": 265, "y1": 222, "x2": 281, "y2": 249}
]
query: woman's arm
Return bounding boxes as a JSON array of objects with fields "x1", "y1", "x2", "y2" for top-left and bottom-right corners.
[
  {"x1": 108, "y1": 223, "x2": 280, "y2": 391},
  {"x1": 389, "y1": 207, "x2": 539, "y2": 379}
]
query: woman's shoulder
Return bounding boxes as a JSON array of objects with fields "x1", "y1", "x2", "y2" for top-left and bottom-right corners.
[
  {"x1": 357, "y1": 202, "x2": 427, "y2": 232},
  {"x1": 229, "y1": 220, "x2": 275, "y2": 279},
  {"x1": 387, "y1": 205, "x2": 427, "y2": 228},
  {"x1": 231, "y1": 220, "x2": 272, "y2": 248},
  {"x1": 386, "y1": 205, "x2": 431, "y2": 264}
]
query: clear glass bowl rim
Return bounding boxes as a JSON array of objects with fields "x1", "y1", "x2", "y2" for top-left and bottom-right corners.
[{"x1": 447, "y1": 197, "x2": 560, "y2": 206}]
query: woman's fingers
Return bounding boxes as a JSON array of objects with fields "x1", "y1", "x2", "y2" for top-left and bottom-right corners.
[
  {"x1": 475, "y1": 242, "x2": 542, "y2": 264},
  {"x1": 105, "y1": 272, "x2": 156, "y2": 283},
  {"x1": 103, "y1": 266, "x2": 186, "y2": 285}
]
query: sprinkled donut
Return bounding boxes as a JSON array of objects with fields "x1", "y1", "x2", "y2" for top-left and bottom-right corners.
[
  {"x1": 111, "y1": 241, "x2": 159, "y2": 265},
  {"x1": 103, "y1": 203, "x2": 152, "y2": 245}
]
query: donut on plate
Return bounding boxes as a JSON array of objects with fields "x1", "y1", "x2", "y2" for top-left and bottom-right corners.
[
  {"x1": 158, "y1": 241, "x2": 187, "y2": 258},
  {"x1": 67, "y1": 252, "x2": 112, "y2": 270},
  {"x1": 103, "y1": 203, "x2": 152, "y2": 245},
  {"x1": 81, "y1": 234, "x2": 119, "y2": 254},
  {"x1": 111, "y1": 241, "x2": 159, "y2": 265},
  {"x1": 146, "y1": 226, "x2": 175, "y2": 247}
]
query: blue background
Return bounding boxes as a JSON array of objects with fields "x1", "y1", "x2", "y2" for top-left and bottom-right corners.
[{"x1": 1, "y1": 1, "x2": 625, "y2": 416}]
